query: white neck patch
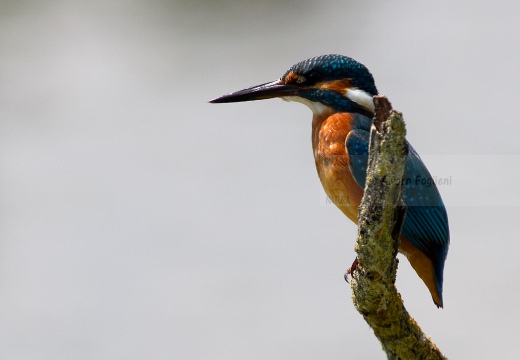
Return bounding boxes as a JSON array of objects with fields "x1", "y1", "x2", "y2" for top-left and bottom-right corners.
[{"x1": 344, "y1": 88, "x2": 375, "y2": 114}]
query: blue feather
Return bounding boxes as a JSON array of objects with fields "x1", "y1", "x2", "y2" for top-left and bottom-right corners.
[{"x1": 345, "y1": 115, "x2": 450, "y2": 297}]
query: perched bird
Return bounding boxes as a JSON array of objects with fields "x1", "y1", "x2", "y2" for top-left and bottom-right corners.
[{"x1": 210, "y1": 54, "x2": 449, "y2": 307}]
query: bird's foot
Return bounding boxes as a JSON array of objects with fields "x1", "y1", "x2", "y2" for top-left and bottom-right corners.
[{"x1": 344, "y1": 258, "x2": 359, "y2": 283}]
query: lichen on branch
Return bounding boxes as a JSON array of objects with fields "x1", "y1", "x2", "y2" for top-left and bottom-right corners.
[{"x1": 350, "y1": 96, "x2": 446, "y2": 360}]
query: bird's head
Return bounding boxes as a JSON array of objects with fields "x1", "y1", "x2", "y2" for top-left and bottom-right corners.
[{"x1": 210, "y1": 54, "x2": 378, "y2": 118}]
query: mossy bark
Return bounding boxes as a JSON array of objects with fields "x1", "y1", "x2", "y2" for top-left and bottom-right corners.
[{"x1": 350, "y1": 96, "x2": 447, "y2": 360}]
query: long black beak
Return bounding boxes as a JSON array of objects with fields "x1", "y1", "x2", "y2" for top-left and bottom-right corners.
[{"x1": 209, "y1": 80, "x2": 300, "y2": 103}]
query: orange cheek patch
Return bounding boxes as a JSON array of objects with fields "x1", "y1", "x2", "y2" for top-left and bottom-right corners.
[
  {"x1": 321, "y1": 79, "x2": 352, "y2": 94},
  {"x1": 284, "y1": 70, "x2": 299, "y2": 84}
]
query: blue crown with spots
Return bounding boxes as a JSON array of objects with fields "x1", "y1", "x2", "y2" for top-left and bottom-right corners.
[{"x1": 284, "y1": 54, "x2": 378, "y2": 96}]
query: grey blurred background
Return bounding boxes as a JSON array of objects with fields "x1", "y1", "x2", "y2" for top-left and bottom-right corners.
[{"x1": 0, "y1": 0, "x2": 519, "y2": 359}]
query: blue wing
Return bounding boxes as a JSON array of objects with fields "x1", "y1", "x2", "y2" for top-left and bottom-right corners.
[{"x1": 345, "y1": 116, "x2": 449, "y2": 290}]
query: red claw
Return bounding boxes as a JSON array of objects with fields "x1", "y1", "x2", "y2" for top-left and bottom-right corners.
[{"x1": 344, "y1": 258, "x2": 359, "y2": 283}]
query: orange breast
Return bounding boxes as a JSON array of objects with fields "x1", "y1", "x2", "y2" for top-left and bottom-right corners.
[
  {"x1": 312, "y1": 112, "x2": 442, "y2": 306},
  {"x1": 312, "y1": 112, "x2": 364, "y2": 223}
]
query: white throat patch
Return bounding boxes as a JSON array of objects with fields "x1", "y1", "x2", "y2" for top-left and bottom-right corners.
[{"x1": 282, "y1": 96, "x2": 332, "y2": 117}]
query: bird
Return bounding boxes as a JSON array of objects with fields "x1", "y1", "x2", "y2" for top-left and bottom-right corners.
[{"x1": 210, "y1": 54, "x2": 449, "y2": 308}]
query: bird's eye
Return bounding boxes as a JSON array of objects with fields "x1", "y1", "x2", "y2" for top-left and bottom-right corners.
[
  {"x1": 283, "y1": 69, "x2": 322, "y2": 86},
  {"x1": 305, "y1": 70, "x2": 322, "y2": 85}
]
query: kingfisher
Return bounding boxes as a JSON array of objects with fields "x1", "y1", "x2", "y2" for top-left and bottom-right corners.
[{"x1": 210, "y1": 54, "x2": 449, "y2": 308}]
